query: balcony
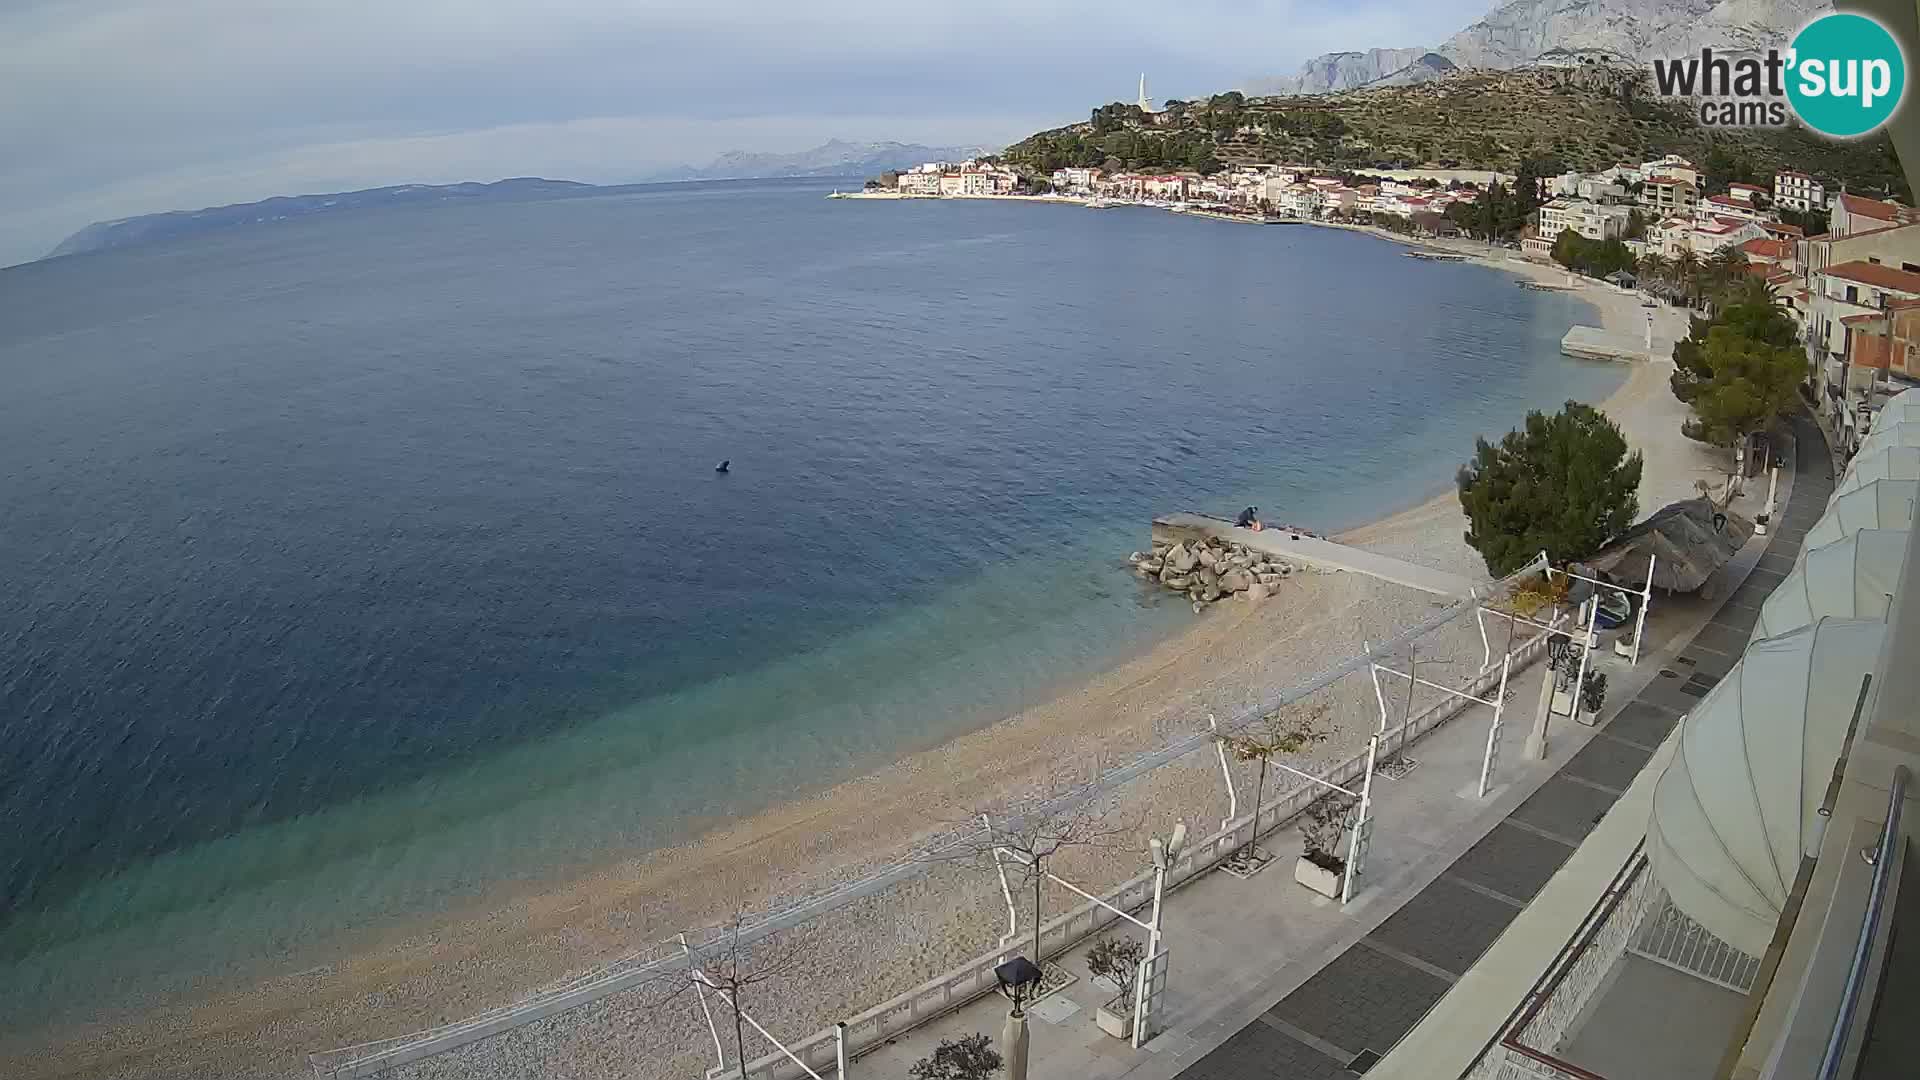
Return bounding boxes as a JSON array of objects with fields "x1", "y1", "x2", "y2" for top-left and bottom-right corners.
[{"x1": 1469, "y1": 848, "x2": 1760, "y2": 1080}]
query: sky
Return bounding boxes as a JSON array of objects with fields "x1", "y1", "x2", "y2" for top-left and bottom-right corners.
[{"x1": 0, "y1": 0, "x2": 1495, "y2": 266}]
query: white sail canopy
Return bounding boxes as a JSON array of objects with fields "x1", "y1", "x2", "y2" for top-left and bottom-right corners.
[
  {"x1": 1649, "y1": 618, "x2": 1887, "y2": 956},
  {"x1": 1755, "y1": 530, "x2": 1909, "y2": 639},
  {"x1": 1806, "y1": 479, "x2": 1918, "y2": 548},
  {"x1": 1835, "y1": 445, "x2": 1920, "y2": 499},
  {"x1": 1852, "y1": 419, "x2": 1920, "y2": 463},
  {"x1": 1873, "y1": 387, "x2": 1920, "y2": 425}
]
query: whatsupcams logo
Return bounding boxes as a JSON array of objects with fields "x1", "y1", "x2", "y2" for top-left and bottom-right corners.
[{"x1": 1650, "y1": 13, "x2": 1906, "y2": 138}]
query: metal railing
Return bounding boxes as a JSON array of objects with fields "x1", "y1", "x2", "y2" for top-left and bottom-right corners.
[
  {"x1": 1628, "y1": 891, "x2": 1760, "y2": 993},
  {"x1": 311, "y1": 559, "x2": 1555, "y2": 1076},
  {"x1": 1814, "y1": 763, "x2": 1911, "y2": 1080},
  {"x1": 1462, "y1": 844, "x2": 1653, "y2": 1080}
]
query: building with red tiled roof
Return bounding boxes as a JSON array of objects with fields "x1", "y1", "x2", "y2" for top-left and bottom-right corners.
[
  {"x1": 1740, "y1": 238, "x2": 1796, "y2": 276},
  {"x1": 1831, "y1": 193, "x2": 1918, "y2": 237},
  {"x1": 1843, "y1": 297, "x2": 1920, "y2": 382},
  {"x1": 1809, "y1": 259, "x2": 1920, "y2": 409},
  {"x1": 1822, "y1": 259, "x2": 1920, "y2": 293}
]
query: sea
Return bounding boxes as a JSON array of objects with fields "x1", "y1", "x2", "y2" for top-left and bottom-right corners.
[{"x1": 0, "y1": 177, "x2": 1623, "y2": 1026}]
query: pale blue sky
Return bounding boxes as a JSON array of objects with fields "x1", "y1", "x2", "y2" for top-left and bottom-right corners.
[{"x1": 1, "y1": 0, "x2": 1494, "y2": 265}]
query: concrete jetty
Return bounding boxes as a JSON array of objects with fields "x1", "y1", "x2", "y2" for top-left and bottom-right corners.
[
  {"x1": 1151, "y1": 512, "x2": 1476, "y2": 597},
  {"x1": 1561, "y1": 325, "x2": 1646, "y2": 362}
]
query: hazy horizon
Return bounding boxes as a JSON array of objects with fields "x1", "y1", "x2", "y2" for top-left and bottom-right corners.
[{"x1": 0, "y1": 0, "x2": 1497, "y2": 266}]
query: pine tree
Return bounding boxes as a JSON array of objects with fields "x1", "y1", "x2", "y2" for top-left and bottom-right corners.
[{"x1": 1457, "y1": 402, "x2": 1645, "y2": 576}]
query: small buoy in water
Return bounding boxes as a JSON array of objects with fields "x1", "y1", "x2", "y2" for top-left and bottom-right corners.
[{"x1": 715, "y1": 460, "x2": 730, "y2": 473}]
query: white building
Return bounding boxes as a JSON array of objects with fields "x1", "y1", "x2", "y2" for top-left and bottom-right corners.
[
  {"x1": 1727, "y1": 181, "x2": 1767, "y2": 205},
  {"x1": 1775, "y1": 170, "x2": 1826, "y2": 212},
  {"x1": 1577, "y1": 177, "x2": 1628, "y2": 203},
  {"x1": 1049, "y1": 167, "x2": 1102, "y2": 192},
  {"x1": 897, "y1": 169, "x2": 943, "y2": 195},
  {"x1": 1830, "y1": 192, "x2": 1916, "y2": 238},
  {"x1": 1695, "y1": 193, "x2": 1768, "y2": 226},
  {"x1": 1689, "y1": 216, "x2": 1766, "y2": 254},
  {"x1": 1642, "y1": 174, "x2": 1699, "y2": 218},
  {"x1": 1638, "y1": 154, "x2": 1698, "y2": 186},
  {"x1": 1539, "y1": 197, "x2": 1631, "y2": 241}
]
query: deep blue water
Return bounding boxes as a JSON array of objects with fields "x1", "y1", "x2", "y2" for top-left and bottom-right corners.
[{"x1": 0, "y1": 177, "x2": 1620, "y2": 1018}]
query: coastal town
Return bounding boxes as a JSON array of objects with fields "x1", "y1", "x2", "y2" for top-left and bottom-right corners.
[{"x1": 861, "y1": 150, "x2": 1920, "y2": 459}]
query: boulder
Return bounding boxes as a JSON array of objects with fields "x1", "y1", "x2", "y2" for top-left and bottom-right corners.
[
  {"x1": 1192, "y1": 600, "x2": 1206, "y2": 614},
  {"x1": 1202, "y1": 585, "x2": 1223, "y2": 602},
  {"x1": 1128, "y1": 551, "x2": 1145, "y2": 565},
  {"x1": 1163, "y1": 574, "x2": 1193, "y2": 590},
  {"x1": 1196, "y1": 568, "x2": 1220, "y2": 589},
  {"x1": 1257, "y1": 572, "x2": 1283, "y2": 586},
  {"x1": 1220, "y1": 569, "x2": 1253, "y2": 592},
  {"x1": 1247, "y1": 582, "x2": 1272, "y2": 602},
  {"x1": 1167, "y1": 543, "x2": 1198, "y2": 573},
  {"x1": 1141, "y1": 558, "x2": 1163, "y2": 573},
  {"x1": 1196, "y1": 546, "x2": 1218, "y2": 568}
]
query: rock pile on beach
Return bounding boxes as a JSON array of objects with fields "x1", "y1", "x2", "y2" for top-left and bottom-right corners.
[{"x1": 1130, "y1": 536, "x2": 1296, "y2": 612}]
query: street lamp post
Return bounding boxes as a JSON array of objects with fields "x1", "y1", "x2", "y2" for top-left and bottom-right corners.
[{"x1": 995, "y1": 957, "x2": 1043, "y2": 1080}]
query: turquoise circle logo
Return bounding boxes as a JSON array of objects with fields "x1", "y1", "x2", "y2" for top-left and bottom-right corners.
[{"x1": 1787, "y1": 13, "x2": 1906, "y2": 138}]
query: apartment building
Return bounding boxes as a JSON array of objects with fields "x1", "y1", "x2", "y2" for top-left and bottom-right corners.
[{"x1": 1774, "y1": 169, "x2": 1826, "y2": 211}]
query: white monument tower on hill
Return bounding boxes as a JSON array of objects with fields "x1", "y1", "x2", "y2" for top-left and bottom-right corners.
[{"x1": 1137, "y1": 74, "x2": 1156, "y2": 112}]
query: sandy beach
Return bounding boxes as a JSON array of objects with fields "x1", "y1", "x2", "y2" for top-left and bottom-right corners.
[{"x1": 5, "y1": 239, "x2": 1718, "y2": 1080}]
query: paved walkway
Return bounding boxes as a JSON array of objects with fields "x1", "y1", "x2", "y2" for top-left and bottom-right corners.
[
  {"x1": 849, "y1": 415, "x2": 1829, "y2": 1080},
  {"x1": 1153, "y1": 513, "x2": 1477, "y2": 598},
  {"x1": 1163, "y1": 409, "x2": 1833, "y2": 1080}
]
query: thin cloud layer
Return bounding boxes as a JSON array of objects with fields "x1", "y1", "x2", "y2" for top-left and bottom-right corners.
[{"x1": 0, "y1": 0, "x2": 1488, "y2": 265}]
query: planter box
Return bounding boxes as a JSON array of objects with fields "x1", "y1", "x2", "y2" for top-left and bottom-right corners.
[
  {"x1": 1295, "y1": 855, "x2": 1344, "y2": 899},
  {"x1": 1096, "y1": 999, "x2": 1133, "y2": 1039}
]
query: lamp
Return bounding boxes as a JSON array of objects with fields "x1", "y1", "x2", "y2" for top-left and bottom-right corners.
[
  {"x1": 994, "y1": 956, "x2": 1043, "y2": 1015},
  {"x1": 996, "y1": 956, "x2": 1043, "y2": 1080}
]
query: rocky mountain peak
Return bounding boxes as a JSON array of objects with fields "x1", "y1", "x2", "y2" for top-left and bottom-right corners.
[{"x1": 1254, "y1": 0, "x2": 1828, "y2": 95}]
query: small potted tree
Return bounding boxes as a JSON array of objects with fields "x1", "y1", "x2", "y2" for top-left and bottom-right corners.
[
  {"x1": 1085, "y1": 935, "x2": 1147, "y2": 1039},
  {"x1": 1294, "y1": 793, "x2": 1358, "y2": 899},
  {"x1": 1579, "y1": 670, "x2": 1609, "y2": 723},
  {"x1": 1216, "y1": 703, "x2": 1329, "y2": 877}
]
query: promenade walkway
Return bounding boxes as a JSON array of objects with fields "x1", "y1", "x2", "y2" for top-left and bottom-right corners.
[
  {"x1": 853, "y1": 413, "x2": 1827, "y2": 1080},
  {"x1": 1152, "y1": 513, "x2": 1476, "y2": 598},
  {"x1": 1166, "y1": 409, "x2": 1831, "y2": 1080}
]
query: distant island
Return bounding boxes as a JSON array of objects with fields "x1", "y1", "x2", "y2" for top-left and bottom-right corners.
[
  {"x1": 46, "y1": 178, "x2": 605, "y2": 260},
  {"x1": 46, "y1": 140, "x2": 993, "y2": 261}
]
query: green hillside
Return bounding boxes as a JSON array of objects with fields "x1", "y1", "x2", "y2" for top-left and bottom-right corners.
[{"x1": 1003, "y1": 67, "x2": 1908, "y2": 198}]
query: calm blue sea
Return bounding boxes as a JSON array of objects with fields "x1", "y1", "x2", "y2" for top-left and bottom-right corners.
[{"x1": 0, "y1": 178, "x2": 1621, "y2": 1021}]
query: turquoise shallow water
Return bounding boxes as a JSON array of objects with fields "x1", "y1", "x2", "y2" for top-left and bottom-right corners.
[{"x1": 0, "y1": 178, "x2": 1623, "y2": 1022}]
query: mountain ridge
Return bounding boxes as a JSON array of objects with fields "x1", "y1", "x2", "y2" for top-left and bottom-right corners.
[
  {"x1": 640, "y1": 139, "x2": 990, "y2": 183},
  {"x1": 1255, "y1": 0, "x2": 1829, "y2": 95},
  {"x1": 45, "y1": 139, "x2": 992, "y2": 260}
]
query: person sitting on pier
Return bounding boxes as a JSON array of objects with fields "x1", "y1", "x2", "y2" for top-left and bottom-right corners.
[{"x1": 1235, "y1": 506, "x2": 1263, "y2": 531}]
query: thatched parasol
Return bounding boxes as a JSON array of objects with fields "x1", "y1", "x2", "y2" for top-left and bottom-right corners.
[{"x1": 1588, "y1": 498, "x2": 1753, "y2": 593}]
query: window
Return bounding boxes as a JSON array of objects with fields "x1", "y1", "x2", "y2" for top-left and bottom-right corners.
[{"x1": 1848, "y1": 285, "x2": 1860, "y2": 303}]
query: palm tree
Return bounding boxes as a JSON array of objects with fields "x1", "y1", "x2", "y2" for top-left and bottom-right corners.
[
  {"x1": 1639, "y1": 253, "x2": 1671, "y2": 297},
  {"x1": 1708, "y1": 247, "x2": 1749, "y2": 290},
  {"x1": 1728, "y1": 273, "x2": 1787, "y2": 311},
  {"x1": 1673, "y1": 249, "x2": 1702, "y2": 308}
]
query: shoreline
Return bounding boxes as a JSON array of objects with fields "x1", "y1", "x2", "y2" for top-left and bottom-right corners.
[{"x1": 6, "y1": 229, "x2": 1695, "y2": 1080}]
